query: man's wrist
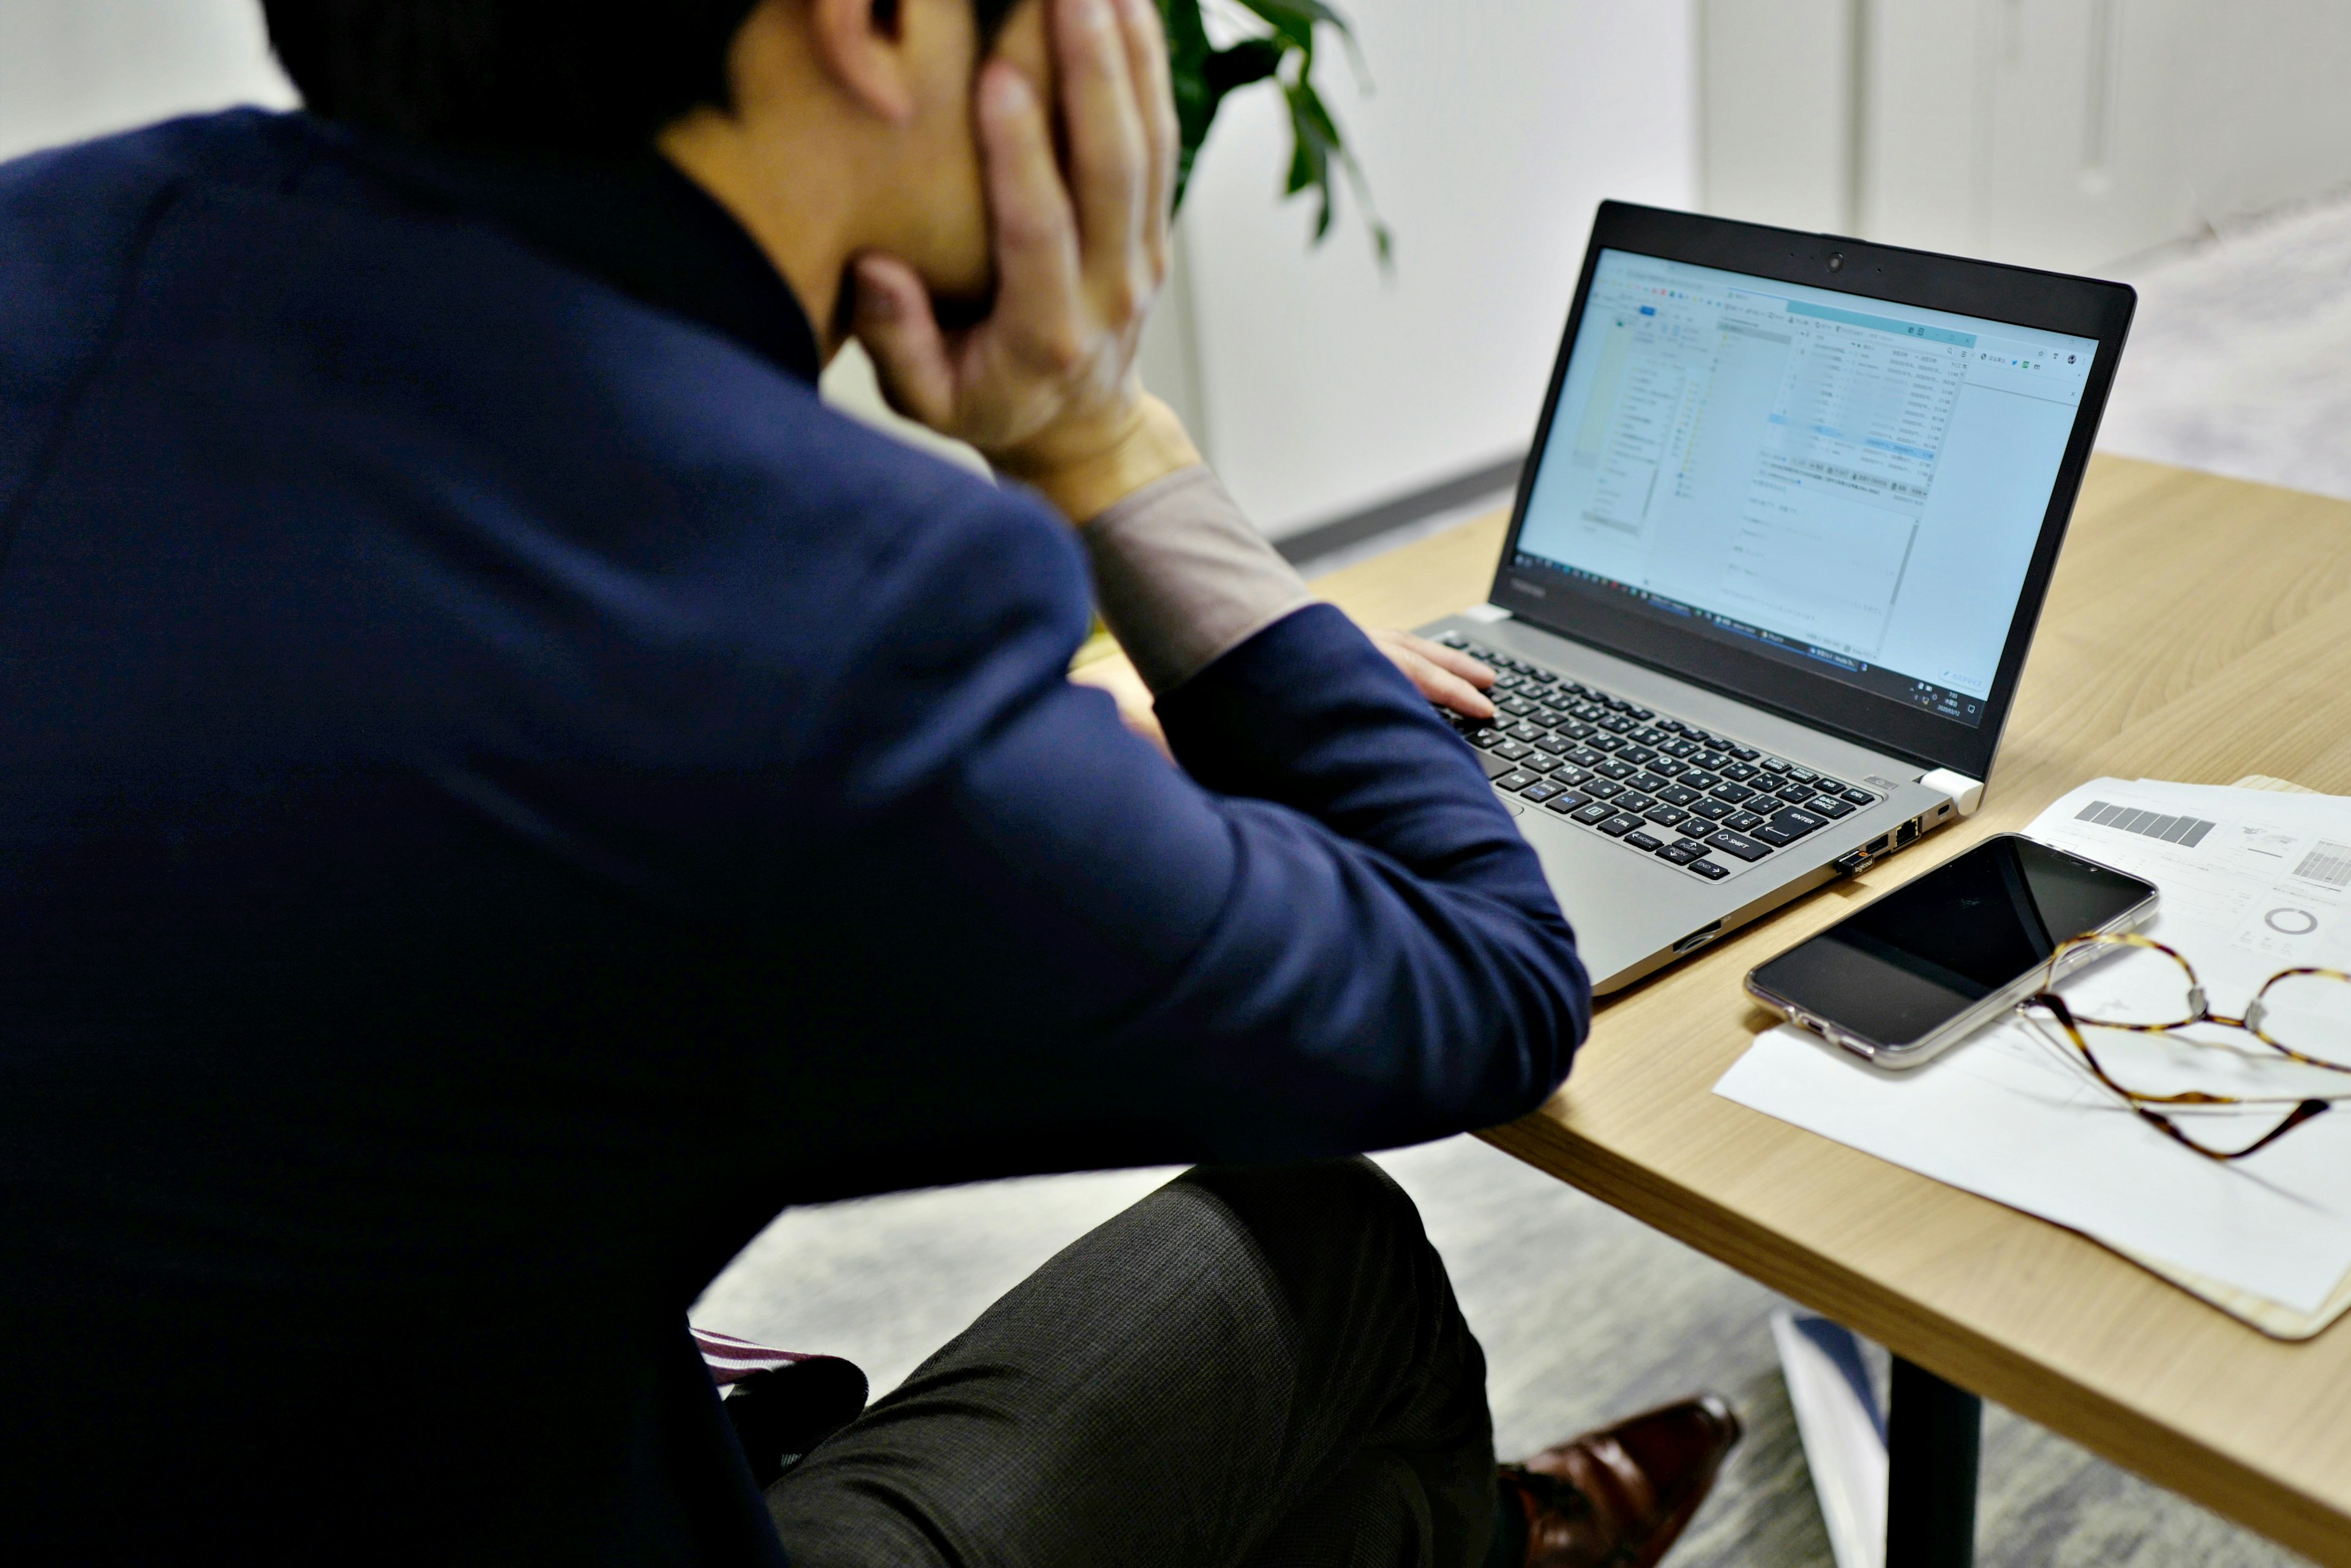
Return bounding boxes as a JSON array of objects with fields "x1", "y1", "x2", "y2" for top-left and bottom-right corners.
[{"x1": 996, "y1": 392, "x2": 1204, "y2": 525}]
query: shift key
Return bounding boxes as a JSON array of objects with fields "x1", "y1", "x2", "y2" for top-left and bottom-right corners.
[{"x1": 1704, "y1": 828, "x2": 1772, "y2": 862}]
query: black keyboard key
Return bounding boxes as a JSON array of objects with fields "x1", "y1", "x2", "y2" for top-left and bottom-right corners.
[
  {"x1": 1788, "y1": 767, "x2": 1818, "y2": 784},
  {"x1": 1720, "y1": 761, "x2": 1758, "y2": 781},
  {"x1": 1657, "y1": 840, "x2": 1703, "y2": 866},
  {"x1": 1628, "y1": 707, "x2": 1653, "y2": 719},
  {"x1": 1730, "y1": 747, "x2": 1760, "y2": 762},
  {"x1": 1595, "y1": 760, "x2": 1635, "y2": 781},
  {"x1": 1491, "y1": 740, "x2": 1532, "y2": 762},
  {"x1": 1572, "y1": 702, "x2": 1607, "y2": 722},
  {"x1": 1689, "y1": 798, "x2": 1734, "y2": 822},
  {"x1": 1564, "y1": 747, "x2": 1605, "y2": 769},
  {"x1": 1706, "y1": 829, "x2": 1772, "y2": 862},
  {"x1": 1680, "y1": 770, "x2": 1722, "y2": 792},
  {"x1": 1490, "y1": 673, "x2": 1521, "y2": 693},
  {"x1": 1725, "y1": 809, "x2": 1765, "y2": 832},
  {"x1": 1506, "y1": 721, "x2": 1545, "y2": 743},
  {"x1": 1555, "y1": 720, "x2": 1596, "y2": 741},
  {"x1": 1521, "y1": 781, "x2": 1563, "y2": 804},
  {"x1": 1659, "y1": 785, "x2": 1700, "y2": 807},
  {"x1": 1572, "y1": 802, "x2": 1614, "y2": 825},
  {"x1": 1753, "y1": 823, "x2": 1801, "y2": 847},
  {"x1": 1759, "y1": 757, "x2": 1790, "y2": 773},
  {"x1": 1628, "y1": 772, "x2": 1671, "y2": 794},
  {"x1": 1709, "y1": 782, "x2": 1755, "y2": 805},
  {"x1": 1695, "y1": 750, "x2": 1730, "y2": 771},
  {"x1": 1494, "y1": 769, "x2": 1537, "y2": 792},
  {"x1": 1617, "y1": 792, "x2": 1655, "y2": 813},
  {"x1": 1617, "y1": 745, "x2": 1659, "y2": 767},
  {"x1": 1520, "y1": 751, "x2": 1561, "y2": 773},
  {"x1": 1644, "y1": 805, "x2": 1690, "y2": 829},
  {"x1": 1599, "y1": 716, "x2": 1634, "y2": 735},
  {"x1": 1544, "y1": 792, "x2": 1591, "y2": 815},
  {"x1": 1690, "y1": 858, "x2": 1730, "y2": 880},
  {"x1": 1524, "y1": 669, "x2": 1557, "y2": 685},
  {"x1": 1532, "y1": 706, "x2": 1572, "y2": 727},
  {"x1": 1774, "y1": 782, "x2": 1815, "y2": 803},
  {"x1": 1630, "y1": 726, "x2": 1667, "y2": 746},
  {"x1": 1815, "y1": 777, "x2": 1849, "y2": 793},
  {"x1": 1584, "y1": 779, "x2": 1624, "y2": 799},
  {"x1": 1842, "y1": 787, "x2": 1877, "y2": 806},
  {"x1": 1554, "y1": 765, "x2": 1594, "y2": 788},
  {"x1": 1661, "y1": 740, "x2": 1698, "y2": 760},
  {"x1": 1811, "y1": 796, "x2": 1855, "y2": 819},
  {"x1": 1772, "y1": 806, "x2": 1828, "y2": 836},
  {"x1": 1498, "y1": 697, "x2": 1535, "y2": 718},
  {"x1": 1467, "y1": 727, "x2": 1504, "y2": 749},
  {"x1": 1597, "y1": 813, "x2": 1642, "y2": 838},
  {"x1": 1624, "y1": 831, "x2": 1665, "y2": 853}
]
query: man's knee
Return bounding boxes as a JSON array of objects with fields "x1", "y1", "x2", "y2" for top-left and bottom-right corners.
[{"x1": 1174, "y1": 1156, "x2": 1433, "y2": 1277}]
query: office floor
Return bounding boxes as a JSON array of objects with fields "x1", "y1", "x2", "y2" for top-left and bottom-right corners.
[
  {"x1": 2095, "y1": 190, "x2": 2351, "y2": 503},
  {"x1": 698, "y1": 1136, "x2": 2303, "y2": 1566},
  {"x1": 697, "y1": 201, "x2": 2351, "y2": 1565}
]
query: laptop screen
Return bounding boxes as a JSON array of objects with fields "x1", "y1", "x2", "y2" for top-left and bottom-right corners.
[{"x1": 1511, "y1": 249, "x2": 2100, "y2": 730}]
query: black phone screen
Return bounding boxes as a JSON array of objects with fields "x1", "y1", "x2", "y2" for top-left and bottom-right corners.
[{"x1": 1749, "y1": 835, "x2": 2156, "y2": 1050}]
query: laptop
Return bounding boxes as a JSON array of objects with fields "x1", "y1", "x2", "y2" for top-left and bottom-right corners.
[{"x1": 1419, "y1": 202, "x2": 2135, "y2": 992}]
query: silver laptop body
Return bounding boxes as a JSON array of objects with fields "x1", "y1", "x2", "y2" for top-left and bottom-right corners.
[{"x1": 1422, "y1": 204, "x2": 2135, "y2": 992}]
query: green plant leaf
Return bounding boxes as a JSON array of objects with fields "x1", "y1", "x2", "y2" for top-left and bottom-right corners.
[{"x1": 1157, "y1": 0, "x2": 1387, "y2": 266}]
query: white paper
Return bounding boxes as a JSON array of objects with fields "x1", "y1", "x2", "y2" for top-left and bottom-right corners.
[{"x1": 1714, "y1": 778, "x2": 2351, "y2": 1313}]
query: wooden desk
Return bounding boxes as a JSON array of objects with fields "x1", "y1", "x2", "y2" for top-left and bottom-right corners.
[{"x1": 1082, "y1": 454, "x2": 2351, "y2": 1562}]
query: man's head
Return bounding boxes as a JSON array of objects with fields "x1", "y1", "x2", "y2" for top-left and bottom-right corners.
[{"x1": 262, "y1": 0, "x2": 1045, "y2": 336}]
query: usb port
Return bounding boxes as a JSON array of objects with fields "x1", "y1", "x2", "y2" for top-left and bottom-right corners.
[{"x1": 1864, "y1": 833, "x2": 1891, "y2": 854}]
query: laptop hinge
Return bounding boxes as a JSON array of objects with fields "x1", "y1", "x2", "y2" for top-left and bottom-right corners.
[
  {"x1": 1920, "y1": 768, "x2": 1985, "y2": 816},
  {"x1": 1460, "y1": 603, "x2": 1513, "y2": 623}
]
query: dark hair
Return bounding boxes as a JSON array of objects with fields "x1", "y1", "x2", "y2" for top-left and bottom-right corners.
[{"x1": 261, "y1": 0, "x2": 1024, "y2": 156}]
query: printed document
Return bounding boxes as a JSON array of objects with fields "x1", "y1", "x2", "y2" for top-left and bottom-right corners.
[{"x1": 1715, "y1": 778, "x2": 2351, "y2": 1313}]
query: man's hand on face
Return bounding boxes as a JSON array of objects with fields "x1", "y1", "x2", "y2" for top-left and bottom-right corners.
[{"x1": 851, "y1": 0, "x2": 1196, "y2": 523}]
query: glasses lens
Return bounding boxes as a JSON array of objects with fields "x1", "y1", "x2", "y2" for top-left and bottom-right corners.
[
  {"x1": 2253, "y1": 971, "x2": 2351, "y2": 1064},
  {"x1": 2060, "y1": 937, "x2": 2200, "y2": 1028}
]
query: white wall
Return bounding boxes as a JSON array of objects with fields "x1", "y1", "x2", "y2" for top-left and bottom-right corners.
[
  {"x1": 1698, "y1": 0, "x2": 1855, "y2": 234},
  {"x1": 1701, "y1": 0, "x2": 2351, "y2": 277},
  {"x1": 1177, "y1": 1, "x2": 1700, "y2": 538},
  {"x1": 0, "y1": 0, "x2": 294, "y2": 164}
]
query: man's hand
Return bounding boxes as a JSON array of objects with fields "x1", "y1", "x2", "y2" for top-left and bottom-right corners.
[
  {"x1": 852, "y1": 0, "x2": 1193, "y2": 523},
  {"x1": 1367, "y1": 629, "x2": 1497, "y2": 721}
]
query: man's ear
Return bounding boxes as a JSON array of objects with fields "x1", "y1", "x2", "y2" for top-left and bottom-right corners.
[{"x1": 804, "y1": 0, "x2": 920, "y2": 123}]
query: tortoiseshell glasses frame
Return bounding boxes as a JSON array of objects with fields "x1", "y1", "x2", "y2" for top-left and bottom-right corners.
[{"x1": 2019, "y1": 931, "x2": 2351, "y2": 1162}]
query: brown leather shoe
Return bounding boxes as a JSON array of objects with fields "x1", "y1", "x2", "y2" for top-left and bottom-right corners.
[{"x1": 1498, "y1": 1394, "x2": 1741, "y2": 1567}]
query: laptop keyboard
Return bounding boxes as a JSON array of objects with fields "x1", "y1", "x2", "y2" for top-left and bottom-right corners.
[{"x1": 1435, "y1": 632, "x2": 1883, "y2": 880}]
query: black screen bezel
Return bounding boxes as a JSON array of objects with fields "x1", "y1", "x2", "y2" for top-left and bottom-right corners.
[{"x1": 1490, "y1": 202, "x2": 2137, "y2": 781}]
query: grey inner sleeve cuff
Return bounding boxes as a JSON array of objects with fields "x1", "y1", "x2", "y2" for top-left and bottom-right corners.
[{"x1": 1080, "y1": 466, "x2": 1317, "y2": 696}]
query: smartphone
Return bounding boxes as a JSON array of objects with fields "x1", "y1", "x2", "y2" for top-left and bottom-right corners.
[{"x1": 1745, "y1": 833, "x2": 2160, "y2": 1068}]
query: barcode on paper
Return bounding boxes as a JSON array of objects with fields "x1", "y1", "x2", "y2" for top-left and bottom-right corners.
[{"x1": 2292, "y1": 842, "x2": 2351, "y2": 889}]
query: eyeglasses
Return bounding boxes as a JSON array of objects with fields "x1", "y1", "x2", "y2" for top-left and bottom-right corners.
[{"x1": 2019, "y1": 932, "x2": 2351, "y2": 1162}]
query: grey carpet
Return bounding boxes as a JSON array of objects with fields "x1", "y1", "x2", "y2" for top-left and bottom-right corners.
[
  {"x1": 697, "y1": 1136, "x2": 2306, "y2": 1565},
  {"x1": 2101, "y1": 192, "x2": 2351, "y2": 503}
]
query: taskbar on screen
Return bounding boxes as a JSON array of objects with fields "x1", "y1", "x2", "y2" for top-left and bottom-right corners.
[{"x1": 1507, "y1": 553, "x2": 1986, "y2": 728}]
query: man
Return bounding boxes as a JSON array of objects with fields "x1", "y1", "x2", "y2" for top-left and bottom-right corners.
[{"x1": 0, "y1": 0, "x2": 1738, "y2": 1562}]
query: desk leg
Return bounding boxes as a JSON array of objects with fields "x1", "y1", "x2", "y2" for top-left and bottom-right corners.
[
  {"x1": 1774, "y1": 1315, "x2": 1982, "y2": 1568},
  {"x1": 1885, "y1": 1356, "x2": 1981, "y2": 1568}
]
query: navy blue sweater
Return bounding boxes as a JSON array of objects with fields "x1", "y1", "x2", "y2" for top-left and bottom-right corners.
[{"x1": 0, "y1": 111, "x2": 1587, "y2": 1562}]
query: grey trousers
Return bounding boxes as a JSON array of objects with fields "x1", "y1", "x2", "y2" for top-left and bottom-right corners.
[{"x1": 765, "y1": 1158, "x2": 1501, "y2": 1568}]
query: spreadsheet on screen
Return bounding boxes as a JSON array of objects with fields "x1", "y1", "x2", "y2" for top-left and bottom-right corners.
[{"x1": 1515, "y1": 249, "x2": 2099, "y2": 726}]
